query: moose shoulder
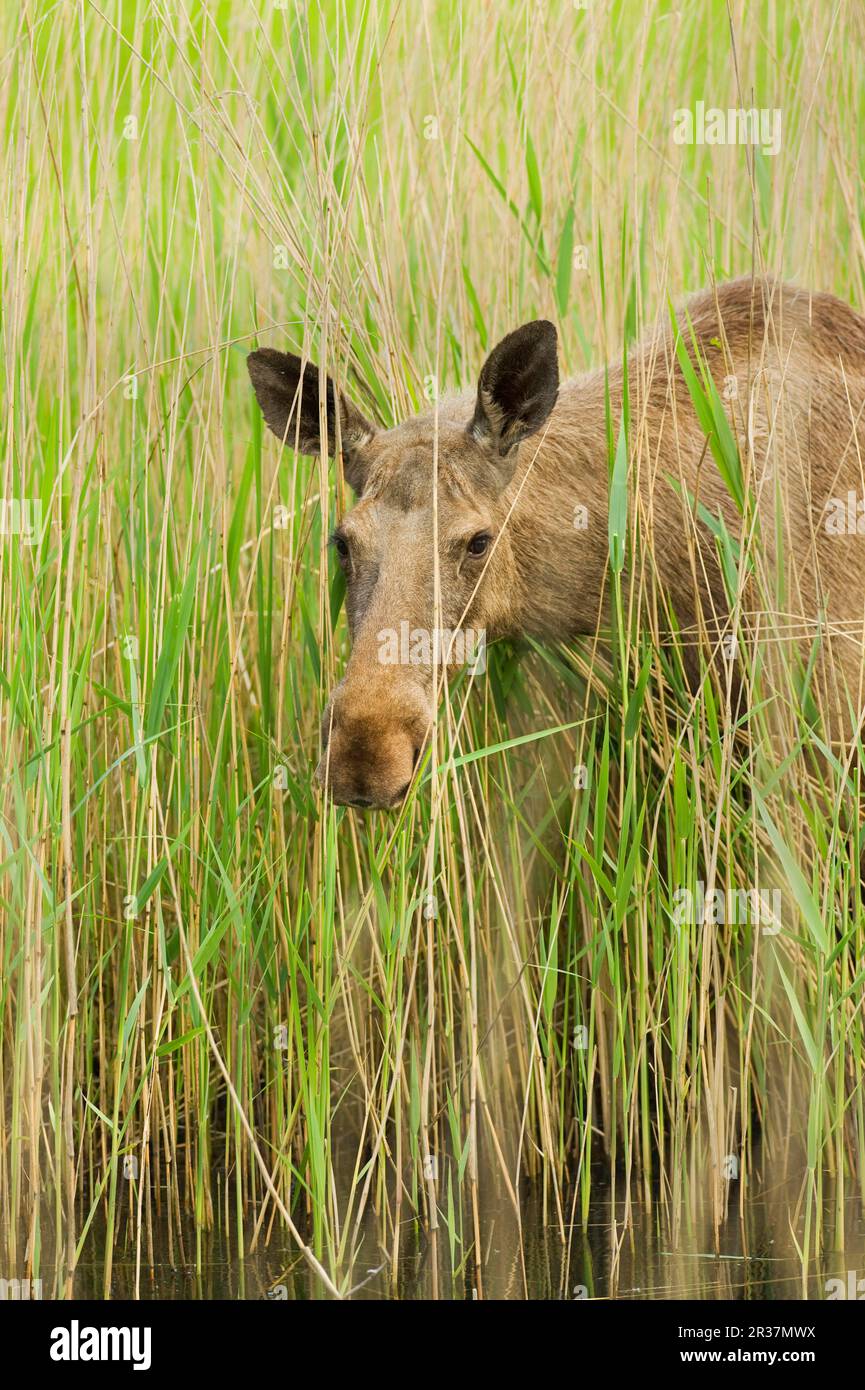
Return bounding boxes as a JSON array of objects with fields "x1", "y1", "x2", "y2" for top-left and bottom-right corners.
[{"x1": 248, "y1": 276, "x2": 865, "y2": 809}]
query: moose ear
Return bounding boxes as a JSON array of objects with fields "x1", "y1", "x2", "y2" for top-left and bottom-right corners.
[
  {"x1": 247, "y1": 348, "x2": 375, "y2": 491},
  {"x1": 469, "y1": 320, "x2": 559, "y2": 458}
]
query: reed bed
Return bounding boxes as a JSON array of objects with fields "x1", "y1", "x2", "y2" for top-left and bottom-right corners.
[{"x1": 1, "y1": 0, "x2": 864, "y2": 1298}]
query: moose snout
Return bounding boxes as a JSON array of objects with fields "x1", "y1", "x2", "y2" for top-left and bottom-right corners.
[{"x1": 314, "y1": 687, "x2": 430, "y2": 810}]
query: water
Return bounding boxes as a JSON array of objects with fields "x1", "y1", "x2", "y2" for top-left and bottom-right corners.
[{"x1": 39, "y1": 1183, "x2": 865, "y2": 1301}]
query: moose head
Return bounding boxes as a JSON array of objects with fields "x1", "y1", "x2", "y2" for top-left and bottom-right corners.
[{"x1": 248, "y1": 323, "x2": 561, "y2": 809}]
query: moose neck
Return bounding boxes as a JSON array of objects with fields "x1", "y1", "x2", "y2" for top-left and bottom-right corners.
[{"x1": 506, "y1": 359, "x2": 731, "y2": 667}]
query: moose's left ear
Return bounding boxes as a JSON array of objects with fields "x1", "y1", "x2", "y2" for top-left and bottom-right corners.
[{"x1": 469, "y1": 320, "x2": 558, "y2": 457}]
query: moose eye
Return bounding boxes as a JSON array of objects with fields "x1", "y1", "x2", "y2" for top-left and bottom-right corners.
[
  {"x1": 331, "y1": 532, "x2": 350, "y2": 563},
  {"x1": 466, "y1": 532, "x2": 491, "y2": 558}
]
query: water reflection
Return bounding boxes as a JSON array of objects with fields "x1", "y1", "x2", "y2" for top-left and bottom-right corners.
[{"x1": 48, "y1": 1178, "x2": 865, "y2": 1300}]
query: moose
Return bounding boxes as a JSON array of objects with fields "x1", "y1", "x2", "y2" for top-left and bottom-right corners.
[{"x1": 248, "y1": 276, "x2": 865, "y2": 809}]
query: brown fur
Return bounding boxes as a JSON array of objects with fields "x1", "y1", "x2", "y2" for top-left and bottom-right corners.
[{"x1": 249, "y1": 276, "x2": 865, "y2": 808}]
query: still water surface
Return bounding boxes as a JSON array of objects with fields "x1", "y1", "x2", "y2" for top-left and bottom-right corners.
[{"x1": 55, "y1": 1185, "x2": 865, "y2": 1300}]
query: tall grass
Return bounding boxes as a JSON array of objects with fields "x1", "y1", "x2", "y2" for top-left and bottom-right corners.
[{"x1": 2, "y1": 0, "x2": 865, "y2": 1299}]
